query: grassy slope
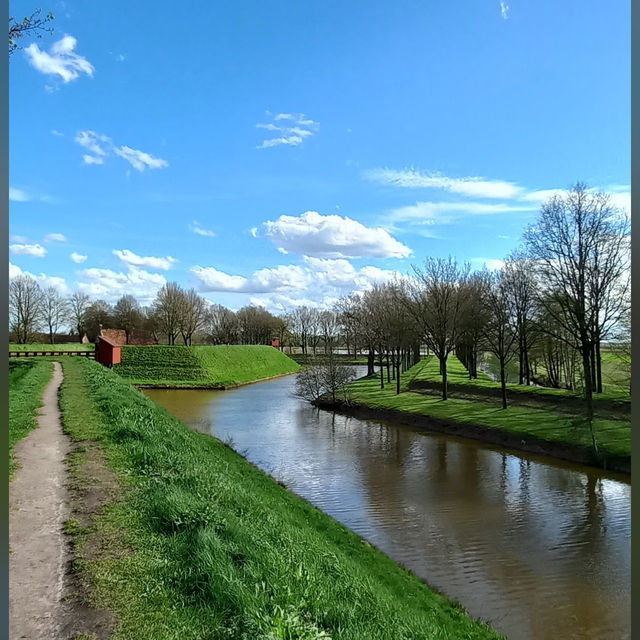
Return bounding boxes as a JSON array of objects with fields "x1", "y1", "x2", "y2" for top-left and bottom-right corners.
[
  {"x1": 9, "y1": 342, "x2": 94, "y2": 351},
  {"x1": 114, "y1": 345, "x2": 300, "y2": 387},
  {"x1": 346, "y1": 362, "x2": 630, "y2": 458},
  {"x1": 9, "y1": 359, "x2": 53, "y2": 476},
  {"x1": 58, "y1": 357, "x2": 502, "y2": 640},
  {"x1": 412, "y1": 355, "x2": 630, "y2": 403}
]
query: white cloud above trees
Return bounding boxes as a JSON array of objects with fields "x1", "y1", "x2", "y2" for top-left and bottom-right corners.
[
  {"x1": 260, "y1": 211, "x2": 411, "y2": 259},
  {"x1": 10, "y1": 243, "x2": 47, "y2": 257},
  {"x1": 113, "y1": 249, "x2": 177, "y2": 271},
  {"x1": 76, "y1": 266, "x2": 166, "y2": 303},
  {"x1": 70, "y1": 252, "x2": 88, "y2": 263}
]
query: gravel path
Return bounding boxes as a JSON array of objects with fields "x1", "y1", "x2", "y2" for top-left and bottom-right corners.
[{"x1": 9, "y1": 361, "x2": 71, "y2": 639}]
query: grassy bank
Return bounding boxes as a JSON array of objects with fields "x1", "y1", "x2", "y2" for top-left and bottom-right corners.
[
  {"x1": 9, "y1": 359, "x2": 53, "y2": 476},
  {"x1": 335, "y1": 364, "x2": 630, "y2": 468},
  {"x1": 410, "y1": 356, "x2": 630, "y2": 405},
  {"x1": 114, "y1": 345, "x2": 300, "y2": 387},
  {"x1": 58, "y1": 357, "x2": 502, "y2": 639},
  {"x1": 290, "y1": 353, "x2": 368, "y2": 366},
  {"x1": 9, "y1": 342, "x2": 94, "y2": 351}
]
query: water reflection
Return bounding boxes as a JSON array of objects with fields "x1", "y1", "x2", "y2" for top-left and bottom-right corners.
[{"x1": 144, "y1": 370, "x2": 630, "y2": 640}]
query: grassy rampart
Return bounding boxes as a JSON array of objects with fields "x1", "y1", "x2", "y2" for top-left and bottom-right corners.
[
  {"x1": 58, "y1": 357, "x2": 502, "y2": 639},
  {"x1": 113, "y1": 345, "x2": 300, "y2": 387}
]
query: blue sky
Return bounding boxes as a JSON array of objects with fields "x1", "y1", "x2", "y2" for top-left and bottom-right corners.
[{"x1": 9, "y1": 0, "x2": 630, "y2": 312}]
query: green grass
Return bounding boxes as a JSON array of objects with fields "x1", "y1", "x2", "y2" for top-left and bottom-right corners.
[
  {"x1": 114, "y1": 345, "x2": 300, "y2": 387},
  {"x1": 9, "y1": 342, "x2": 94, "y2": 351},
  {"x1": 58, "y1": 357, "x2": 503, "y2": 640},
  {"x1": 412, "y1": 355, "x2": 630, "y2": 403},
  {"x1": 345, "y1": 364, "x2": 630, "y2": 459},
  {"x1": 9, "y1": 359, "x2": 54, "y2": 476}
]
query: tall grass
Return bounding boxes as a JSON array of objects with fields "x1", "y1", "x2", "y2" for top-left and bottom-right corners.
[{"x1": 59, "y1": 357, "x2": 503, "y2": 639}]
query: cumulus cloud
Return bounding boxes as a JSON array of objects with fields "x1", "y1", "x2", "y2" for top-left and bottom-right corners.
[
  {"x1": 189, "y1": 221, "x2": 216, "y2": 237},
  {"x1": 261, "y1": 211, "x2": 411, "y2": 259},
  {"x1": 255, "y1": 112, "x2": 319, "y2": 149},
  {"x1": 500, "y1": 2, "x2": 510, "y2": 19},
  {"x1": 24, "y1": 34, "x2": 94, "y2": 83},
  {"x1": 70, "y1": 252, "x2": 88, "y2": 263},
  {"x1": 191, "y1": 257, "x2": 403, "y2": 313},
  {"x1": 75, "y1": 130, "x2": 168, "y2": 171},
  {"x1": 10, "y1": 243, "x2": 47, "y2": 257},
  {"x1": 9, "y1": 262, "x2": 68, "y2": 293},
  {"x1": 113, "y1": 249, "x2": 177, "y2": 271},
  {"x1": 44, "y1": 233, "x2": 67, "y2": 243},
  {"x1": 9, "y1": 187, "x2": 29, "y2": 202},
  {"x1": 365, "y1": 168, "x2": 524, "y2": 199},
  {"x1": 76, "y1": 266, "x2": 166, "y2": 303},
  {"x1": 470, "y1": 258, "x2": 505, "y2": 271}
]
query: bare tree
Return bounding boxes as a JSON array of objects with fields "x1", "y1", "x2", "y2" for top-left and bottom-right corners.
[
  {"x1": 483, "y1": 270, "x2": 519, "y2": 409},
  {"x1": 153, "y1": 282, "x2": 184, "y2": 345},
  {"x1": 318, "y1": 310, "x2": 339, "y2": 355},
  {"x1": 82, "y1": 299, "x2": 113, "y2": 342},
  {"x1": 113, "y1": 295, "x2": 143, "y2": 343},
  {"x1": 41, "y1": 286, "x2": 68, "y2": 344},
  {"x1": 524, "y1": 182, "x2": 629, "y2": 453},
  {"x1": 179, "y1": 289, "x2": 207, "y2": 346},
  {"x1": 9, "y1": 275, "x2": 43, "y2": 343},
  {"x1": 408, "y1": 257, "x2": 469, "y2": 400},
  {"x1": 293, "y1": 354, "x2": 356, "y2": 404},
  {"x1": 206, "y1": 304, "x2": 239, "y2": 344},
  {"x1": 69, "y1": 291, "x2": 90, "y2": 339}
]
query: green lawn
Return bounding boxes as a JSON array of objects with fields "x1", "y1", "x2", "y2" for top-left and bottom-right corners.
[
  {"x1": 9, "y1": 342, "x2": 94, "y2": 351},
  {"x1": 411, "y1": 355, "x2": 630, "y2": 403},
  {"x1": 114, "y1": 344, "x2": 300, "y2": 387},
  {"x1": 9, "y1": 359, "x2": 53, "y2": 477},
  {"x1": 346, "y1": 365, "x2": 630, "y2": 459},
  {"x1": 58, "y1": 357, "x2": 502, "y2": 640}
]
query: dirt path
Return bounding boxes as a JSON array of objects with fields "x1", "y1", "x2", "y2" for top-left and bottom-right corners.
[{"x1": 9, "y1": 361, "x2": 72, "y2": 639}]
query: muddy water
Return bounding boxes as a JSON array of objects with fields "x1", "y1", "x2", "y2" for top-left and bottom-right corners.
[{"x1": 143, "y1": 369, "x2": 630, "y2": 640}]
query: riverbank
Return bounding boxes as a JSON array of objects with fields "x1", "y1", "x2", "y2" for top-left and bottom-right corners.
[
  {"x1": 113, "y1": 344, "x2": 300, "y2": 387},
  {"x1": 56, "y1": 357, "x2": 504, "y2": 639},
  {"x1": 316, "y1": 367, "x2": 630, "y2": 474}
]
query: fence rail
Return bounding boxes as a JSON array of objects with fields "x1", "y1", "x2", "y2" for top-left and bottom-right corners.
[{"x1": 9, "y1": 350, "x2": 95, "y2": 358}]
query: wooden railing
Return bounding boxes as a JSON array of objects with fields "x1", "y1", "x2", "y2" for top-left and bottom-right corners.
[{"x1": 9, "y1": 350, "x2": 95, "y2": 358}]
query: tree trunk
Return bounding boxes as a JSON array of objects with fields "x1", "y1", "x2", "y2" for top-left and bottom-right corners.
[
  {"x1": 581, "y1": 345, "x2": 597, "y2": 455},
  {"x1": 379, "y1": 353, "x2": 384, "y2": 390},
  {"x1": 590, "y1": 342, "x2": 597, "y2": 393},
  {"x1": 386, "y1": 353, "x2": 390, "y2": 383},
  {"x1": 367, "y1": 348, "x2": 375, "y2": 376},
  {"x1": 396, "y1": 361, "x2": 401, "y2": 395},
  {"x1": 518, "y1": 335, "x2": 524, "y2": 385},
  {"x1": 595, "y1": 338, "x2": 602, "y2": 394},
  {"x1": 441, "y1": 355, "x2": 448, "y2": 400},
  {"x1": 500, "y1": 358, "x2": 508, "y2": 409}
]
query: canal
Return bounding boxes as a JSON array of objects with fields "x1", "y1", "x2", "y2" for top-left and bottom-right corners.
[{"x1": 143, "y1": 369, "x2": 630, "y2": 640}]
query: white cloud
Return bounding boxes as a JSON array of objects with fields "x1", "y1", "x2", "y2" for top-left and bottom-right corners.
[
  {"x1": 77, "y1": 266, "x2": 166, "y2": 303},
  {"x1": 24, "y1": 34, "x2": 94, "y2": 83},
  {"x1": 9, "y1": 262, "x2": 68, "y2": 293},
  {"x1": 191, "y1": 264, "x2": 308, "y2": 294},
  {"x1": 113, "y1": 249, "x2": 177, "y2": 271},
  {"x1": 44, "y1": 233, "x2": 67, "y2": 243},
  {"x1": 256, "y1": 112, "x2": 319, "y2": 149},
  {"x1": 70, "y1": 252, "x2": 88, "y2": 263},
  {"x1": 83, "y1": 154, "x2": 104, "y2": 165},
  {"x1": 75, "y1": 130, "x2": 168, "y2": 171},
  {"x1": 10, "y1": 187, "x2": 29, "y2": 202},
  {"x1": 113, "y1": 145, "x2": 169, "y2": 171},
  {"x1": 500, "y1": 2, "x2": 510, "y2": 19},
  {"x1": 364, "y1": 168, "x2": 524, "y2": 199},
  {"x1": 11, "y1": 235, "x2": 28, "y2": 243},
  {"x1": 189, "y1": 221, "x2": 216, "y2": 237},
  {"x1": 51, "y1": 129, "x2": 64, "y2": 136},
  {"x1": 10, "y1": 243, "x2": 47, "y2": 257},
  {"x1": 261, "y1": 211, "x2": 412, "y2": 259},
  {"x1": 470, "y1": 258, "x2": 505, "y2": 271}
]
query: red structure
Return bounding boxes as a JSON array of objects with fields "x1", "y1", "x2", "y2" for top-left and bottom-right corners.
[
  {"x1": 271, "y1": 338, "x2": 280, "y2": 349},
  {"x1": 95, "y1": 336, "x2": 121, "y2": 368}
]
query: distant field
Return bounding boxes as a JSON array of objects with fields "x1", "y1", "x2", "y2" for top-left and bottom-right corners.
[
  {"x1": 9, "y1": 360, "x2": 53, "y2": 476},
  {"x1": 114, "y1": 344, "x2": 300, "y2": 387},
  {"x1": 9, "y1": 343, "x2": 94, "y2": 351}
]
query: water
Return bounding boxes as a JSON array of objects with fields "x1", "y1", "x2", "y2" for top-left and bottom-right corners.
[{"x1": 143, "y1": 368, "x2": 630, "y2": 640}]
